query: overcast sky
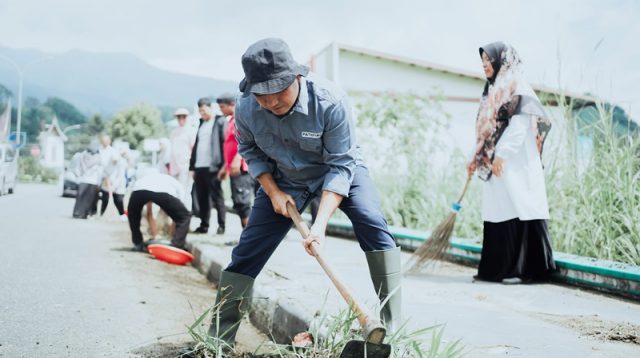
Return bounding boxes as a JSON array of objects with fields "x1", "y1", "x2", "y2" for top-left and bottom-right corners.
[{"x1": 1, "y1": 0, "x2": 638, "y2": 118}]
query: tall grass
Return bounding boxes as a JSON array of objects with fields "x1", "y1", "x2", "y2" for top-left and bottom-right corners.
[
  {"x1": 18, "y1": 155, "x2": 60, "y2": 183},
  {"x1": 352, "y1": 92, "x2": 640, "y2": 266},
  {"x1": 188, "y1": 299, "x2": 464, "y2": 357},
  {"x1": 545, "y1": 102, "x2": 640, "y2": 265},
  {"x1": 352, "y1": 92, "x2": 482, "y2": 240}
]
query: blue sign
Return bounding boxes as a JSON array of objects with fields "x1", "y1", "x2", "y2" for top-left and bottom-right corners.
[{"x1": 7, "y1": 132, "x2": 26, "y2": 149}]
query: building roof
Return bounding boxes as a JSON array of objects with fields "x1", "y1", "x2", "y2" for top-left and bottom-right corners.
[
  {"x1": 319, "y1": 42, "x2": 598, "y2": 105},
  {"x1": 39, "y1": 116, "x2": 68, "y2": 142}
]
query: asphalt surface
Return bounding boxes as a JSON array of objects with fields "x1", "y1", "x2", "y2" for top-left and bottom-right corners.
[
  {"x1": 2, "y1": 183, "x2": 639, "y2": 357},
  {"x1": 0, "y1": 183, "x2": 266, "y2": 357}
]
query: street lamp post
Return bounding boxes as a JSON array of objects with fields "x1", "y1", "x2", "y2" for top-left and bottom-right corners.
[
  {"x1": 0, "y1": 56, "x2": 22, "y2": 145},
  {"x1": 62, "y1": 124, "x2": 83, "y2": 135},
  {"x1": 0, "y1": 55, "x2": 52, "y2": 147}
]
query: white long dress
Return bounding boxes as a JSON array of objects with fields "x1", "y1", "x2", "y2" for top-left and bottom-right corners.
[{"x1": 482, "y1": 114, "x2": 550, "y2": 223}]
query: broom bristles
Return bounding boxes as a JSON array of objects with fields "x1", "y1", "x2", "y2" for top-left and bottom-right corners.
[
  {"x1": 406, "y1": 175, "x2": 472, "y2": 273},
  {"x1": 407, "y1": 212, "x2": 458, "y2": 272}
]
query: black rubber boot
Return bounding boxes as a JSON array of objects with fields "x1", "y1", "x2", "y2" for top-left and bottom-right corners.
[
  {"x1": 206, "y1": 270, "x2": 254, "y2": 346},
  {"x1": 365, "y1": 247, "x2": 402, "y2": 332}
]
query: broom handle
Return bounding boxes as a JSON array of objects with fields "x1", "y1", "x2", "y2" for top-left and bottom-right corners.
[
  {"x1": 456, "y1": 174, "x2": 473, "y2": 204},
  {"x1": 286, "y1": 202, "x2": 380, "y2": 332}
]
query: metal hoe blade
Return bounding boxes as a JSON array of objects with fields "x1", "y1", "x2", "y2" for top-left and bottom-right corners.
[{"x1": 339, "y1": 340, "x2": 392, "y2": 358}]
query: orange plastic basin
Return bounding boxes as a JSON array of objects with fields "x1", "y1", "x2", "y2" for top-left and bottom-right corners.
[{"x1": 147, "y1": 244, "x2": 194, "y2": 265}]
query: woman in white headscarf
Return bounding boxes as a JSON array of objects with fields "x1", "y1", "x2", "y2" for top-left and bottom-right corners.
[
  {"x1": 468, "y1": 42, "x2": 556, "y2": 283},
  {"x1": 72, "y1": 141, "x2": 102, "y2": 219}
]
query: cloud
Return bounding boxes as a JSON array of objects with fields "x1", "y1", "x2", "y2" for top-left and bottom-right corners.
[{"x1": 0, "y1": 0, "x2": 638, "y2": 117}]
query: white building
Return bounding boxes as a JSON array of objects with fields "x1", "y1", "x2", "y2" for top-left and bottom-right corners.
[
  {"x1": 310, "y1": 43, "x2": 596, "y2": 159},
  {"x1": 38, "y1": 116, "x2": 67, "y2": 171}
]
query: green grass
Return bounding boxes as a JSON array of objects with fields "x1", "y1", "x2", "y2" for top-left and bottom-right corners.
[
  {"x1": 351, "y1": 92, "x2": 640, "y2": 266},
  {"x1": 18, "y1": 155, "x2": 59, "y2": 184},
  {"x1": 188, "y1": 297, "x2": 464, "y2": 358},
  {"x1": 545, "y1": 102, "x2": 640, "y2": 265}
]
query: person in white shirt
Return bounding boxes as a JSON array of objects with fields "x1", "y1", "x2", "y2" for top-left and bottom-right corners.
[
  {"x1": 98, "y1": 135, "x2": 118, "y2": 216},
  {"x1": 127, "y1": 170, "x2": 191, "y2": 252},
  {"x1": 169, "y1": 108, "x2": 197, "y2": 209},
  {"x1": 157, "y1": 138, "x2": 171, "y2": 174},
  {"x1": 468, "y1": 42, "x2": 555, "y2": 284},
  {"x1": 100, "y1": 149, "x2": 129, "y2": 221},
  {"x1": 188, "y1": 97, "x2": 227, "y2": 235}
]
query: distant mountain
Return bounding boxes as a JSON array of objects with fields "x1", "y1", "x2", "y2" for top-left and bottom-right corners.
[{"x1": 0, "y1": 46, "x2": 237, "y2": 115}]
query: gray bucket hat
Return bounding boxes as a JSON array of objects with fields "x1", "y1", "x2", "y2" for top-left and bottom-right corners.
[{"x1": 239, "y1": 38, "x2": 309, "y2": 95}]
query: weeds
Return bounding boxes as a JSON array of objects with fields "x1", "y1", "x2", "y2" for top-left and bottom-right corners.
[
  {"x1": 545, "y1": 101, "x2": 640, "y2": 265},
  {"x1": 188, "y1": 299, "x2": 464, "y2": 357},
  {"x1": 351, "y1": 92, "x2": 640, "y2": 265},
  {"x1": 18, "y1": 155, "x2": 60, "y2": 183}
]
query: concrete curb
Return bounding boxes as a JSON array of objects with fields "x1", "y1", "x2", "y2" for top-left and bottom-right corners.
[
  {"x1": 323, "y1": 216, "x2": 640, "y2": 300},
  {"x1": 187, "y1": 240, "x2": 314, "y2": 344},
  {"x1": 183, "y1": 212, "x2": 639, "y2": 346}
]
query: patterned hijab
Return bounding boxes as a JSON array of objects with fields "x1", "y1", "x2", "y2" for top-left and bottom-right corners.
[{"x1": 473, "y1": 42, "x2": 552, "y2": 181}]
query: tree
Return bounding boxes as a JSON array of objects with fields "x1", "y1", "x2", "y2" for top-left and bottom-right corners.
[
  {"x1": 0, "y1": 83, "x2": 12, "y2": 114},
  {"x1": 17, "y1": 97, "x2": 54, "y2": 142},
  {"x1": 108, "y1": 103, "x2": 165, "y2": 149},
  {"x1": 44, "y1": 97, "x2": 87, "y2": 127},
  {"x1": 86, "y1": 114, "x2": 106, "y2": 136},
  {"x1": 66, "y1": 114, "x2": 106, "y2": 158}
]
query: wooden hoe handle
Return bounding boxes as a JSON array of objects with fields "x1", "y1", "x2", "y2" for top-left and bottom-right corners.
[{"x1": 286, "y1": 202, "x2": 386, "y2": 344}]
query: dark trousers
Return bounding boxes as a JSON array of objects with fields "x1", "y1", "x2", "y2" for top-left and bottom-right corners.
[
  {"x1": 230, "y1": 173, "x2": 254, "y2": 219},
  {"x1": 73, "y1": 183, "x2": 99, "y2": 218},
  {"x1": 478, "y1": 218, "x2": 556, "y2": 281},
  {"x1": 193, "y1": 168, "x2": 226, "y2": 230},
  {"x1": 226, "y1": 166, "x2": 396, "y2": 278},
  {"x1": 99, "y1": 190, "x2": 125, "y2": 216},
  {"x1": 309, "y1": 197, "x2": 321, "y2": 224},
  {"x1": 127, "y1": 190, "x2": 192, "y2": 248}
]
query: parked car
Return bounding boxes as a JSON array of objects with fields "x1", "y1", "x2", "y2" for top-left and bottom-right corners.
[
  {"x1": 0, "y1": 143, "x2": 18, "y2": 195},
  {"x1": 61, "y1": 153, "x2": 81, "y2": 197}
]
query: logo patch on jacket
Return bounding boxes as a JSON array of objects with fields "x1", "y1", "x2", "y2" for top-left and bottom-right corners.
[{"x1": 301, "y1": 131, "x2": 322, "y2": 139}]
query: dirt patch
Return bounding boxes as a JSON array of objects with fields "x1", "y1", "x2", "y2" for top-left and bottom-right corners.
[
  {"x1": 131, "y1": 342, "x2": 285, "y2": 358},
  {"x1": 539, "y1": 314, "x2": 640, "y2": 345},
  {"x1": 131, "y1": 342, "x2": 191, "y2": 358}
]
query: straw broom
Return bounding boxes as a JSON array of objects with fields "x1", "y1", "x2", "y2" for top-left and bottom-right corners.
[{"x1": 407, "y1": 174, "x2": 473, "y2": 272}]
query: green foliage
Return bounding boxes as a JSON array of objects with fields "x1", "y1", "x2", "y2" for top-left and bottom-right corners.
[
  {"x1": 188, "y1": 298, "x2": 464, "y2": 357},
  {"x1": 7, "y1": 96, "x2": 87, "y2": 144},
  {"x1": 17, "y1": 97, "x2": 55, "y2": 142},
  {"x1": 86, "y1": 113, "x2": 106, "y2": 136},
  {"x1": 298, "y1": 304, "x2": 463, "y2": 358},
  {"x1": 44, "y1": 97, "x2": 87, "y2": 126},
  {"x1": 108, "y1": 103, "x2": 166, "y2": 149},
  {"x1": 352, "y1": 92, "x2": 482, "y2": 238},
  {"x1": 0, "y1": 83, "x2": 11, "y2": 113},
  {"x1": 18, "y1": 155, "x2": 59, "y2": 183},
  {"x1": 353, "y1": 92, "x2": 640, "y2": 265},
  {"x1": 66, "y1": 114, "x2": 108, "y2": 158},
  {"x1": 546, "y1": 103, "x2": 640, "y2": 265}
]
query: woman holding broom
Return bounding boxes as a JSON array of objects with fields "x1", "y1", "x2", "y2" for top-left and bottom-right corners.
[{"x1": 468, "y1": 42, "x2": 556, "y2": 284}]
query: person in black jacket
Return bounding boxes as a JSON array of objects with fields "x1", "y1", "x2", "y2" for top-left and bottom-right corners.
[{"x1": 189, "y1": 97, "x2": 227, "y2": 235}]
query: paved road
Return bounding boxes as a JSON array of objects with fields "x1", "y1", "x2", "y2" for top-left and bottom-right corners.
[
  {"x1": 0, "y1": 183, "x2": 266, "y2": 357},
  {"x1": 191, "y1": 207, "x2": 640, "y2": 357},
  {"x1": 3, "y1": 183, "x2": 639, "y2": 357}
]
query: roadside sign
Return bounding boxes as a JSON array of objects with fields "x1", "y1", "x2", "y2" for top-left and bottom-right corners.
[
  {"x1": 30, "y1": 145, "x2": 41, "y2": 157},
  {"x1": 7, "y1": 132, "x2": 27, "y2": 149}
]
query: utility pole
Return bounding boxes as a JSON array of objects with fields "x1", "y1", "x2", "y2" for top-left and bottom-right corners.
[{"x1": 0, "y1": 55, "x2": 53, "y2": 148}]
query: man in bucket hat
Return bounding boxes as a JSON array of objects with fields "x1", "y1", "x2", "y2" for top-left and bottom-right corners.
[{"x1": 206, "y1": 38, "x2": 402, "y2": 345}]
